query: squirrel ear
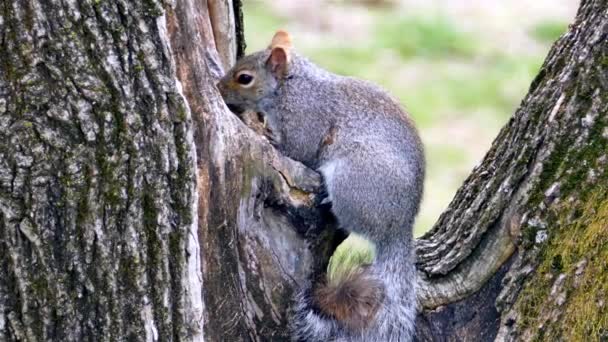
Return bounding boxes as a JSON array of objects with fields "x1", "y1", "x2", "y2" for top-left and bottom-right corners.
[
  {"x1": 267, "y1": 46, "x2": 290, "y2": 78},
  {"x1": 269, "y1": 30, "x2": 292, "y2": 49},
  {"x1": 267, "y1": 30, "x2": 292, "y2": 78}
]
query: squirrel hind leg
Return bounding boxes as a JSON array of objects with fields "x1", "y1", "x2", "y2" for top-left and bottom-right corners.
[{"x1": 314, "y1": 267, "x2": 385, "y2": 332}]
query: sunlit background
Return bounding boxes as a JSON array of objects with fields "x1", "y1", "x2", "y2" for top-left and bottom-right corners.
[{"x1": 241, "y1": 0, "x2": 578, "y2": 235}]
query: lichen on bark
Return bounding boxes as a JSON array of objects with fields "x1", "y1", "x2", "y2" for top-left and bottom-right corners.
[{"x1": 0, "y1": 0, "x2": 202, "y2": 340}]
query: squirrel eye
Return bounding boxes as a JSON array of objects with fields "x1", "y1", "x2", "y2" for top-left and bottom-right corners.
[{"x1": 236, "y1": 73, "x2": 254, "y2": 86}]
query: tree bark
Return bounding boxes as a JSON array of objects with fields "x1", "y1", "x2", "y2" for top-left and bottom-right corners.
[
  {"x1": 1, "y1": 0, "x2": 606, "y2": 342},
  {"x1": 414, "y1": 1, "x2": 608, "y2": 340},
  {"x1": 0, "y1": 0, "x2": 202, "y2": 340}
]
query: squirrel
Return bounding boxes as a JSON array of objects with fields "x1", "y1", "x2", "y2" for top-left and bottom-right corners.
[{"x1": 217, "y1": 30, "x2": 424, "y2": 342}]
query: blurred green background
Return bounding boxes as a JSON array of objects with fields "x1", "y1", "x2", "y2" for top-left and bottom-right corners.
[{"x1": 241, "y1": 0, "x2": 576, "y2": 235}]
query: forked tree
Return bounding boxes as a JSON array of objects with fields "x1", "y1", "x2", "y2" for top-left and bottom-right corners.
[{"x1": 0, "y1": 0, "x2": 606, "y2": 341}]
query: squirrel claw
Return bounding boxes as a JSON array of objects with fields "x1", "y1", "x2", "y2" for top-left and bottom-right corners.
[
  {"x1": 315, "y1": 193, "x2": 332, "y2": 213},
  {"x1": 319, "y1": 197, "x2": 331, "y2": 206}
]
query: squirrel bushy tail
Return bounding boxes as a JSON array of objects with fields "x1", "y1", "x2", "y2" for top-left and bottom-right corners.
[
  {"x1": 288, "y1": 139, "x2": 422, "y2": 342},
  {"x1": 291, "y1": 237, "x2": 417, "y2": 342},
  {"x1": 315, "y1": 234, "x2": 384, "y2": 332}
]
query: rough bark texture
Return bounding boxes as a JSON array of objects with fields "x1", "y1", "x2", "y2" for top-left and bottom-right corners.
[
  {"x1": 1, "y1": 0, "x2": 606, "y2": 341},
  {"x1": 0, "y1": 0, "x2": 203, "y2": 341},
  {"x1": 415, "y1": 1, "x2": 608, "y2": 340},
  {"x1": 165, "y1": 1, "x2": 339, "y2": 340}
]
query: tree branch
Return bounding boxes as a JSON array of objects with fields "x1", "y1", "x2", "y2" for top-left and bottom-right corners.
[{"x1": 169, "y1": 0, "x2": 608, "y2": 339}]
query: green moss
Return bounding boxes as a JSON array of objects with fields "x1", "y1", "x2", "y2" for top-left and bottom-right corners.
[
  {"x1": 169, "y1": 109, "x2": 193, "y2": 223},
  {"x1": 176, "y1": 104, "x2": 188, "y2": 122},
  {"x1": 326, "y1": 233, "x2": 375, "y2": 286},
  {"x1": 134, "y1": 64, "x2": 144, "y2": 73},
  {"x1": 142, "y1": 190, "x2": 158, "y2": 231},
  {"x1": 168, "y1": 232, "x2": 182, "y2": 262},
  {"x1": 119, "y1": 253, "x2": 139, "y2": 289},
  {"x1": 239, "y1": 160, "x2": 255, "y2": 198},
  {"x1": 141, "y1": 188, "x2": 169, "y2": 336},
  {"x1": 75, "y1": 165, "x2": 93, "y2": 243},
  {"x1": 522, "y1": 224, "x2": 538, "y2": 247},
  {"x1": 1, "y1": 2, "x2": 23, "y2": 89},
  {"x1": 530, "y1": 95, "x2": 607, "y2": 206},
  {"x1": 515, "y1": 190, "x2": 608, "y2": 340},
  {"x1": 126, "y1": 144, "x2": 138, "y2": 203},
  {"x1": 96, "y1": 147, "x2": 120, "y2": 206},
  {"x1": 550, "y1": 254, "x2": 563, "y2": 272},
  {"x1": 141, "y1": 0, "x2": 163, "y2": 17},
  {"x1": 29, "y1": 274, "x2": 48, "y2": 337},
  {"x1": 30, "y1": 274, "x2": 49, "y2": 297}
]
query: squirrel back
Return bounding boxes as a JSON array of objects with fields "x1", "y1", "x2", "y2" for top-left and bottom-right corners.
[{"x1": 218, "y1": 30, "x2": 424, "y2": 342}]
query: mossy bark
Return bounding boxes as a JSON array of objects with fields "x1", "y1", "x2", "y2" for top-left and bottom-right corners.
[
  {"x1": 415, "y1": 0, "x2": 608, "y2": 340},
  {"x1": 1, "y1": 0, "x2": 606, "y2": 341},
  {"x1": 0, "y1": 0, "x2": 202, "y2": 340}
]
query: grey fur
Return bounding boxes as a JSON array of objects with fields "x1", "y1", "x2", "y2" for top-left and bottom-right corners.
[{"x1": 218, "y1": 45, "x2": 424, "y2": 342}]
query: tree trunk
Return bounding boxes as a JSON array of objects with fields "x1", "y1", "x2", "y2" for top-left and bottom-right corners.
[
  {"x1": 0, "y1": 0, "x2": 202, "y2": 340},
  {"x1": 0, "y1": 1, "x2": 606, "y2": 342}
]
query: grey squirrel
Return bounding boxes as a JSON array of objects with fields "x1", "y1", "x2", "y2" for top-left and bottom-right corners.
[{"x1": 217, "y1": 30, "x2": 424, "y2": 342}]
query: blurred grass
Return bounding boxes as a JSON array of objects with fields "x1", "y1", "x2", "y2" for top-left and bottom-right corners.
[
  {"x1": 327, "y1": 233, "x2": 375, "y2": 285},
  {"x1": 530, "y1": 20, "x2": 569, "y2": 43},
  {"x1": 375, "y1": 14, "x2": 478, "y2": 59},
  {"x1": 242, "y1": 2, "x2": 287, "y2": 45},
  {"x1": 242, "y1": 2, "x2": 556, "y2": 236}
]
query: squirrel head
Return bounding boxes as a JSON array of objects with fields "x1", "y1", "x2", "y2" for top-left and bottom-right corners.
[{"x1": 217, "y1": 30, "x2": 293, "y2": 115}]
